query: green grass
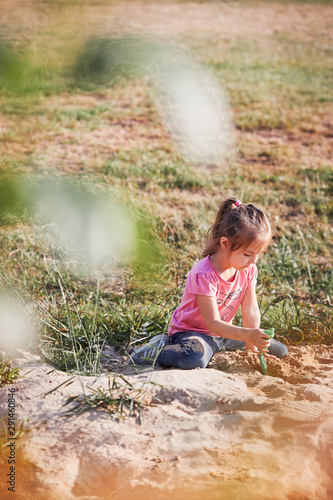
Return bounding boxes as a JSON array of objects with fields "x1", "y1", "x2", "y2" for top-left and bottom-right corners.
[
  {"x1": 0, "y1": 0, "x2": 332, "y2": 374},
  {"x1": 101, "y1": 150, "x2": 204, "y2": 190},
  {"x1": 258, "y1": 238, "x2": 332, "y2": 345},
  {"x1": 37, "y1": 267, "x2": 177, "y2": 373},
  {"x1": 202, "y1": 35, "x2": 332, "y2": 130},
  {"x1": 0, "y1": 356, "x2": 20, "y2": 387}
]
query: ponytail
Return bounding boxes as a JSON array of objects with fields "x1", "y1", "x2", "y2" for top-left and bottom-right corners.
[{"x1": 203, "y1": 197, "x2": 271, "y2": 257}]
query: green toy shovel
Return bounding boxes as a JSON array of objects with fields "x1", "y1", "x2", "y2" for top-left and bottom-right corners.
[{"x1": 259, "y1": 328, "x2": 275, "y2": 375}]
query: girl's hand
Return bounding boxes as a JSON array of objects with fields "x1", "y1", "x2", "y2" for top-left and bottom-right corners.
[
  {"x1": 245, "y1": 329, "x2": 270, "y2": 353},
  {"x1": 263, "y1": 352, "x2": 278, "y2": 360}
]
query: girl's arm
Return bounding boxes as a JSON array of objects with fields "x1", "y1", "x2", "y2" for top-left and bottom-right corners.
[
  {"x1": 241, "y1": 286, "x2": 277, "y2": 358},
  {"x1": 195, "y1": 294, "x2": 270, "y2": 353},
  {"x1": 241, "y1": 285, "x2": 260, "y2": 328}
]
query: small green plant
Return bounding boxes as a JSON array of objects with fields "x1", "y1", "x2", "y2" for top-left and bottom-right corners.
[
  {"x1": 259, "y1": 328, "x2": 275, "y2": 376},
  {"x1": 0, "y1": 357, "x2": 20, "y2": 387}
]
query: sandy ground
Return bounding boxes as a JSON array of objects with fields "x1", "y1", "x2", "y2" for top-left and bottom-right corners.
[{"x1": 0, "y1": 345, "x2": 332, "y2": 500}]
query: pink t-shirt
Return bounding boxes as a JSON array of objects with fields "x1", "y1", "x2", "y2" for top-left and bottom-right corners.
[{"x1": 168, "y1": 255, "x2": 257, "y2": 337}]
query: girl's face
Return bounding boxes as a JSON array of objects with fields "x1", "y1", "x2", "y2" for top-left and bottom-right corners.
[{"x1": 222, "y1": 238, "x2": 268, "y2": 271}]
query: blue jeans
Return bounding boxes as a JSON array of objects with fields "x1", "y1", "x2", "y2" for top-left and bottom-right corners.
[{"x1": 156, "y1": 331, "x2": 288, "y2": 370}]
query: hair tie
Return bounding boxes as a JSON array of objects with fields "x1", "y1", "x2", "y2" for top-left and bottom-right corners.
[{"x1": 235, "y1": 199, "x2": 242, "y2": 207}]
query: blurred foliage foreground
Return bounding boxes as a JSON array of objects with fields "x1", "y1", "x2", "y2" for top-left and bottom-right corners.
[{"x1": 0, "y1": 0, "x2": 332, "y2": 376}]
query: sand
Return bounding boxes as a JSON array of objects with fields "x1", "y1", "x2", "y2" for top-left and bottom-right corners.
[{"x1": 0, "y1": 344, "x2": 332, "y2": 500}]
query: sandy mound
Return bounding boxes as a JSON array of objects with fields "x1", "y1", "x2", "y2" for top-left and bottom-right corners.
[
  {"x1": 0, "y1": 344, "x2": 332, "y2": 500},
  {"x1": 210, "y1": 344, "x2": 333, "y2": 387}
]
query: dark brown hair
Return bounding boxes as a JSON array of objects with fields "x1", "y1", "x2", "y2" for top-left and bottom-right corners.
[{"x1": 203, "y1": 197, "x2": 272, "y2": 257}]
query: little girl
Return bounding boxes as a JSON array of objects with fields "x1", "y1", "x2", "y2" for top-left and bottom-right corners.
[{"x1": 131, "y1": 197, "x2": 288, "y2": 369}]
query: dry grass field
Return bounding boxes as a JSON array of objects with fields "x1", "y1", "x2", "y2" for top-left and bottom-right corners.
[{"x1": 0, "y1": 0, "x2": 332, "y2": 373}]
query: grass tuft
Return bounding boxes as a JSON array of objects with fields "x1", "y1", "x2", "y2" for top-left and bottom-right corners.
[
  {"x1": 0, "y1": 356, "x2": 20, "y2": 387},
  {"x1": 62, "y1": 375, "x2": 151, "y2": 424}
]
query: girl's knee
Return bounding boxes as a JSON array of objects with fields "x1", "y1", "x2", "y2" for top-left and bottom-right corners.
[
  {"x1": 178, "y1": 338, "x2": 208, "y2": 368},
  {"x1": 157, "y1": 338, "x2": 210, "y2": 369},
  {"x1": 180, "y1": 338, "x2": 204, "y2": 355}
]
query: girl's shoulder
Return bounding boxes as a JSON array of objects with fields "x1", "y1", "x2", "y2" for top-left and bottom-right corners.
[
  {"x1": 190, "y1": 256, "x2": 214, "y2": 276},
  {"x1": 186, "y1": 256, "x2": 219, "y2": 295},
  {"x1": 244, "y1": 263, "x2": 258, "y2": 278},
  {"x1": 243, "y1": 263, "x2": 258, "y2": 287}
]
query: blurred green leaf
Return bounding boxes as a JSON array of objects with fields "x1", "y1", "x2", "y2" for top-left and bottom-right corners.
[
  {"x1": 0, "y1": 40, "x2": 25, "y2": 89},
  {"x1": 0, "y1": 176, "x2": 30, "y2": 226}
]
